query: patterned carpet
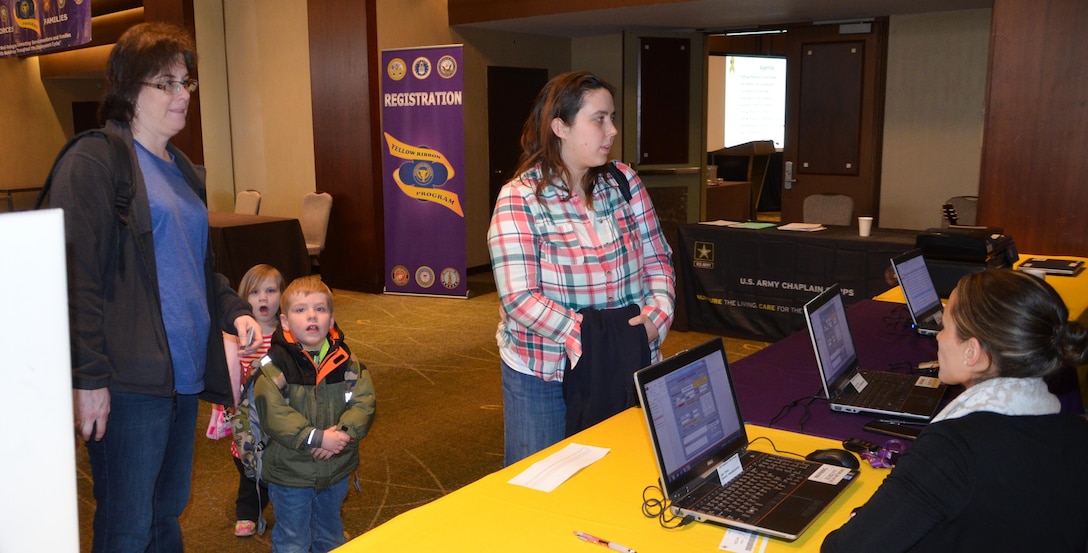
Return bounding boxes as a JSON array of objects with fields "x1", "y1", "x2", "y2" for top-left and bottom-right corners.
[{"x1": 74, "y1": 273, "x2": 768, "y2": 552}]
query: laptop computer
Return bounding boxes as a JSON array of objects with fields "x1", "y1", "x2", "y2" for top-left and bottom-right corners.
[
  {"x1": 803, "y1": 284, "x2": 948, "y2": 421},
  {"x1": 890, "y1": 249, "x2": 944, "y2": 336},
  {"x1": 633, "y1": 338, "x2": 858, "y2": 541}
]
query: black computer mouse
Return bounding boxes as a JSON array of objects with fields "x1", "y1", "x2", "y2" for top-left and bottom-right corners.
[{"x1": 806, "y1": 448, "x2": 861, "y2": 470}]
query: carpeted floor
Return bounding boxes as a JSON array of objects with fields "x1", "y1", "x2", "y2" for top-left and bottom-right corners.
[{"x1": 74, "y1": 272, "x2": 768, "y2": 552}]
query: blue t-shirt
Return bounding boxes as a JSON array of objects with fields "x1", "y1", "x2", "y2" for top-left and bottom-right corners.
[{"x1": 136, "y1": 141, "x2": 210, "y2": 394}]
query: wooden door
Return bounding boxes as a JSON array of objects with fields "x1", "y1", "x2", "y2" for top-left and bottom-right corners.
[
  {"x1": 779, "y1": 22, "x2": 888, "y2": 224},
  {"x1": 486, "y1": 66, "x2": 549, "y2": 214}
]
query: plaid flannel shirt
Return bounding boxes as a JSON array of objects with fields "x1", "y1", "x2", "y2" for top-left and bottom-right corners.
[{"x1": 487, "y1": 162, "x2": 675, "y2": 382}]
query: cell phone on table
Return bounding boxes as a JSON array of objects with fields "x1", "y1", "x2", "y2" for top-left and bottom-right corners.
[{"x1": 864, "y1": 419, "x2": 923, "y2": 440}]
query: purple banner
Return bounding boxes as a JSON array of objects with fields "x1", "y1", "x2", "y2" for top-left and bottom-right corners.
[
  {"x1": 380, "y1": 45, "x2": 466, "y2": 297},
  {"x1": 1, "y1": 0, "x2": 92, "y2": 58}
]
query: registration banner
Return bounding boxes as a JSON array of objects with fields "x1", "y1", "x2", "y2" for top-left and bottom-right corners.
[
  {"x1": 1, "y1": 0, "x2": 91, "y2": 58},
  {"x1": 380, "y1": 45, "x2": 466, "y2": 297}
]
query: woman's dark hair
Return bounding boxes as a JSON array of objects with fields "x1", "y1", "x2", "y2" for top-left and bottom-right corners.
[
  {"x1": 99, "y1": 22, "x2": 197, "y2": 124},
  {"x1": 952, "y1": 269, "x2": 1088, "y2": 379},
  {"x1": 515, "y1": 71, "x2": 615, "y2": 203}
]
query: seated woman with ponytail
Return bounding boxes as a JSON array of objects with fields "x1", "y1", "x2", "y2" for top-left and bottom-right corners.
[{"x1": 823, "y1": 268, "x2": 1088, "y2": 553}]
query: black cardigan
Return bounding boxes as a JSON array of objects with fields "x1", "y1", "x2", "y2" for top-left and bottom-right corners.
[
  {"x1": 562, "y1": 304, "x2": 650, "y2": 436},
  {"x1": 822, "y1": 412, "x2": 1088, "y2": 553}
]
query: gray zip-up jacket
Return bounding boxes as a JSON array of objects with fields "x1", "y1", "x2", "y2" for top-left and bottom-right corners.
[{"x1": 49, "y1": 120, "x2": 250, "y2": 405}]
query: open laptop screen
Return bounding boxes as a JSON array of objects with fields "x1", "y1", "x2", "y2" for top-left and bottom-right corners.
[
  {"x1": 892, "y1": 249, "x2": 943, "y2": 323},
  {"x1": 804, "y1": 285, "x2": 858, "y2": 394},
  {"x1": 637, "y1": 339, "x2": 743, "y2": 488}
]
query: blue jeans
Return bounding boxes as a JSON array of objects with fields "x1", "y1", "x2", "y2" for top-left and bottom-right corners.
[
  {"x1": 502, "y1": 361, "x2": 566, "y2": 466},
  {"x1": 267, "y1": 478, "x2": 350, "y2": 553},
  {"x1": 86, "y1": 392, "x2": 199, "y2": 553}
]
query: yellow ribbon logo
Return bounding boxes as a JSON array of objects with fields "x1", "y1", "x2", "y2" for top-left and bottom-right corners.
[{"x1": 384, "y1": 133, "x2": 463, "y2": 217}]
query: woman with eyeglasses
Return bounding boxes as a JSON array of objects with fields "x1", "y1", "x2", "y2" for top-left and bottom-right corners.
[
  {"x1": 45, "y1": 22, "x2": 259, "y2": 552},
  {"x1": 822, "y1": 269, "x2": 1088, "y2": 553}
]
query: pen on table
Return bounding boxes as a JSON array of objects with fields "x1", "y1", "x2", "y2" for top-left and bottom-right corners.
[{"x1": 574, "y1": 531, "x2": 637, "y2": 553}]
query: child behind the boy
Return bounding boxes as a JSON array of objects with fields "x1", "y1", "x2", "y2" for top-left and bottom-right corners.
[
  {"x1": 255, "y1": 275, "x2": 376, "y2": 552},
  {"x1": 221, "y1": 264, "x2": 285, "y2": 537}
]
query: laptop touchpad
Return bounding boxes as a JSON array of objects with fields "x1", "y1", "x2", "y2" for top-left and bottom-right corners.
[{"x1": 777, "y1": 496, "x2": 824, "y2": 518}]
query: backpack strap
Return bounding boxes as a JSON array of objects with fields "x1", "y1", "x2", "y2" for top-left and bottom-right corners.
[
  {"x1": 258, "y1": 354, "x2": 290, "y2": 397},
  {"x1": 605, "y1": 161, "x2": 632, "y2": 203},
  {"x1": 36, "y1": 128, "x2": 135, "y2": 212},
  {"x1": 344, "y1": 361, "x2": 358, "y2": 395},
  {"x1": 36, "y1": 129, "x2": 136, "y2": 271}
]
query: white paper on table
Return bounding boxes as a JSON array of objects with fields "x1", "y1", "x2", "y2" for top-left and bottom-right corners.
[
  {"x1": 777, "y1": 222, "x2": 826, "y2": 232},
  {"x1": 700, "y1": 220, "x2": 743, "y2": 226},
  {"x1": 507, "y1": 443, "x2": 610, "y2": 492},
  {"x1": 719, "y1": 528, "x2": 770, "y2": 552}
]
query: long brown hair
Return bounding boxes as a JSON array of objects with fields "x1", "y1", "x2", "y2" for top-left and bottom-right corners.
[{"x1": 515, "y1": 72, "x2": 615, "y2": 203}]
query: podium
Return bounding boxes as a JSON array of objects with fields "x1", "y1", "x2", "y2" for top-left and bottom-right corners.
[
  {"x1": 707, "y1": 140, "x2": 777, "y2": 219},
  {"x1": 705, "y1": 180, "x2": 751, "y2": 222}
]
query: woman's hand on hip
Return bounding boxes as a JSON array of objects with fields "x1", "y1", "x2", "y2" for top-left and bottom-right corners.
[{"x1": 628, "y1": 313, "x2": 659, "y2": 342}]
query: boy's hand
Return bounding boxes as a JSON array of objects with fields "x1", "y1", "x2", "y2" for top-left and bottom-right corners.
[{"x1": 320, "y1": 426, "x2": 351, "y2": 454}]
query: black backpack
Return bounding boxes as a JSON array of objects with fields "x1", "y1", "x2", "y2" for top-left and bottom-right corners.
[
  {"x1": 605, "y1": 161, "x2": 632, "y2": 203},
  {"x1": 35, "y1": 129, "x2": 136, "y2": 269}
]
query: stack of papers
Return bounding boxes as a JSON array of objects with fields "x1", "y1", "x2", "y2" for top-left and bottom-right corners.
[
  {"x1": 777, "y1": 222, "x2": 826, "y2": 232},
  {"x1": 699, "y1": 220, "x2": 779, "y2": 229}
]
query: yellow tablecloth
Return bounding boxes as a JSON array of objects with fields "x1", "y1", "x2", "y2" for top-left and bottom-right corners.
[{"x1": 337, "y1": 408, "x2": 887, "y2": 552}]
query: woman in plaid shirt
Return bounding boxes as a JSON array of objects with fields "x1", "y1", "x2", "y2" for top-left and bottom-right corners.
[{"x1": 488, "y1": 72, "x2": 675, "y2": 465}]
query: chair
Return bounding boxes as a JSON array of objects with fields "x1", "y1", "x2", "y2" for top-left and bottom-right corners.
[
  {"x1": 234, "y1": 189, "x2": 261, "y2": 215},
  {"x1": 300, "y1": 192, "x2": 333, "y2": 266},
  {"x1": 802, "y1": 193, "x2": 854, "y2": 226},
  {"x1": 940, "y1": 195, "x2": 979, "y2": 227}
]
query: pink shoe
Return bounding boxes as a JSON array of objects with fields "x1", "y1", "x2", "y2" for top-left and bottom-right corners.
[{"x1": 235, "y1": 520, "x2": 257, "y2": 537}]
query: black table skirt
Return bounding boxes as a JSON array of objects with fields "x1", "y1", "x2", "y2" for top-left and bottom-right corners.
[
  {"x1": 208, "y1": 212, "x2": 311, "y2": 290},
  {"x1": 675, "y1": 223, "x2": 916, "y2": 341}
]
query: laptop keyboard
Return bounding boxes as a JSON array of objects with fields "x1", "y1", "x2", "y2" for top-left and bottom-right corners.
[
  {"x1": 851, "y1": 372, "x2": 912, "y2": 410},
  {"x1": 692, "y1": 454, "x2": 811, "y2": 523}
]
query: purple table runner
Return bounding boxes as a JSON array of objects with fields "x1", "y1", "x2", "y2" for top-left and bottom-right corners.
[{"x1": 730, "y1": 299, "x2": 1082, "y2": 444}]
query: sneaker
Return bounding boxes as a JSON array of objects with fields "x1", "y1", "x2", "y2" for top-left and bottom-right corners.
[{"x1": 235, "y1": 520, "x2": 257, "y2": 537}]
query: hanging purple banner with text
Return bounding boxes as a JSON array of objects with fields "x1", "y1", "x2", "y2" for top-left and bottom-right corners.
[
  {"x1": 1, "y1": 0, "x2": 92, "y2": 58},
  {"x1": 380, "y1": 45, "x2": 466, "y2": 297}
]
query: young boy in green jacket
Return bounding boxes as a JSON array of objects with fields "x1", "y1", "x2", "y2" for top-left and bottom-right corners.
[{"x1": 254, "y1": 275, "x2": 376, "y2": 552}]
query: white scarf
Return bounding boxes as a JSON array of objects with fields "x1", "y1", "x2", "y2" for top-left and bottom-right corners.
[{"x1": 931, "y1": 377, "x2": 1060, "y2": 423}]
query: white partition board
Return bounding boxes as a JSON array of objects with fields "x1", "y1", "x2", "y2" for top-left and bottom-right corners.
[{"x1": 0, "y1": 209, "x2": 79, "y2": 552}]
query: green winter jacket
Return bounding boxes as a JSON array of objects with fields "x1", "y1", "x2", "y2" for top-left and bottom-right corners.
[{"x1": 254, "y1": 323, "x2": 376, "y2": 490}]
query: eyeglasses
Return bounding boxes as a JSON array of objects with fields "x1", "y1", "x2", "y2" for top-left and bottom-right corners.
[{"x1": 142, "y1": 79, "x2": 198, "y2": 95}]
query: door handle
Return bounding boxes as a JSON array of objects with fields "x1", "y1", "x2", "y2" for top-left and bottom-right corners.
[{"x1": 784, "y1": 161, "x2": 796, "y2": 190}]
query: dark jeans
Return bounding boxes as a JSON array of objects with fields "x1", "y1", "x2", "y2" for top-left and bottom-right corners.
[{"x1": 86, "y1": 392, "x2": 199, "y2": 553}]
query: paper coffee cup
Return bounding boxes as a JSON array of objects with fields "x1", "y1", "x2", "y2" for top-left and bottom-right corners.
[{"x1": 858, "y1": 216, "x2": 873, "y2": 237}]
